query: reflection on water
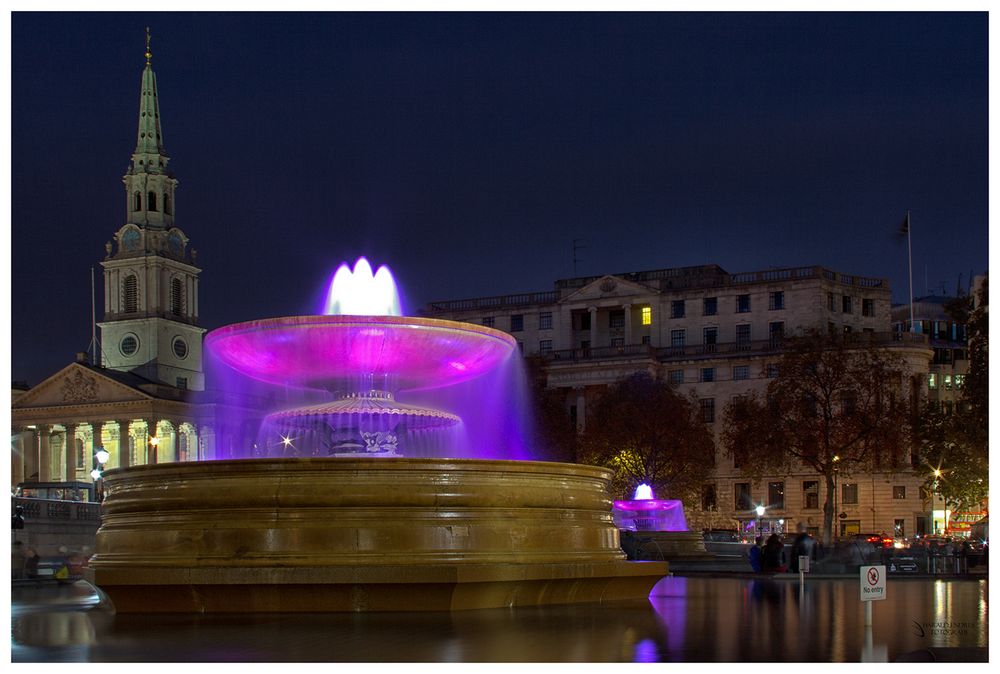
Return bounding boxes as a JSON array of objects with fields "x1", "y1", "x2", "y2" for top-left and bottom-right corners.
[{"x1": 11, "y1": 577, "x2": 987, "y2": 662}]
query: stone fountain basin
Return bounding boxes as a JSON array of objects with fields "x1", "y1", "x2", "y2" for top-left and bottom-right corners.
[
  {"x1": 87, "y1": 458, "x2": 668, "y2": 612},
  {"x1": 205, "y1": 315, "x2": 516, "y2": 391}
]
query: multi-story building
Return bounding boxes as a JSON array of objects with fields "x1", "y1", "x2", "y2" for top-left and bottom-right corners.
[{"x1": 424, "y1": 264, "x2": 936, "y2": 539}]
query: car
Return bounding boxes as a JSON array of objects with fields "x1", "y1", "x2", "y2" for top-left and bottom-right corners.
[{"x1": 888, "y1": 556, "x2": 919, "y2": 573}]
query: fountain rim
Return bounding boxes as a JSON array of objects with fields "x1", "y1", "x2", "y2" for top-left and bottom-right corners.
[{"x1": 204, "y1": 314, "x2": 518, "y2": 347}]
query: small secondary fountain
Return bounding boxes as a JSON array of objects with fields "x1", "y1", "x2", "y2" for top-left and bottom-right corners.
[
  {"x1": 613, "y1": 484, "x2": 708, "y2": 562},
  {"x1": 613, "y1": 483, "x2": 689, "y2": 532},
  {"x1": 87, "y1": 259, "x2": 667, "y2": 612}
]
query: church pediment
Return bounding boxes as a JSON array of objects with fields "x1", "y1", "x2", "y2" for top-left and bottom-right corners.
[
  {"x1": 12, "y1": 363, "x2": 155, "y2": 410},
  {"x1": 559, "y1": 275, "x2": 659, "y2": 304}
]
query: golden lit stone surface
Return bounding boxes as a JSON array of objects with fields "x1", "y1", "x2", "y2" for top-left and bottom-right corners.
[{"x1": 88, "y1": 458, "x2": 668, "y2": 612}]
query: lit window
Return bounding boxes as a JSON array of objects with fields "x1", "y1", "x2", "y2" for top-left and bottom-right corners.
[
  {"x1": 928, "y1": 373, "x2": 937, "y2": 389},
  {"x1": 641, "y1": 306, "x2": 652, "y2": 325},
  {"x1": 955, "y1": 374, "x2": 965, "y2": 388},
  {"x1": 944, "y1": 374, "x2": 952, "y2": 390},
  {"x1": 842, "y1": 483, "x2": 858, "y2": 505},
  {"x1": 767, "y1": 481, "x2": 784, "y2": 509},
  {"x1": 893, "y1": 486, "x2": 906, "y2": 500}
]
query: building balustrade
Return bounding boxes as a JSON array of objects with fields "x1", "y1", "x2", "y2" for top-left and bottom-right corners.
[
  {"x1": 13, "y1": 497, "x2": 101, "y2": 523},
  {"x1": 544, "y1": 331, "x2": 928, "y2": 364}
]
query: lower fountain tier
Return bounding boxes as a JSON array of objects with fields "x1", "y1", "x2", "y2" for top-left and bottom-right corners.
[{"x1": 87, "y1": 458, "x2": 668, "y2": 612}]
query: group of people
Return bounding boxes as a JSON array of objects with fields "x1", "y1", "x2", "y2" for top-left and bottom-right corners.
[{"x1": 747, "y1": 524, "x2": 817, "y2": 573}]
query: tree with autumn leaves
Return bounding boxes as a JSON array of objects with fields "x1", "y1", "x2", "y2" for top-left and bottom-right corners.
[
  {"x1": 721, "y1": 332, "x2": 914, "y2": 545},
  {"x1": 577, "y1": 371, "x2": 715, "y2": 502}
]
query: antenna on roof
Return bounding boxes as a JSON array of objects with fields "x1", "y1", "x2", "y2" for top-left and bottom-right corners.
[{"x1": 572, "y1": 238, "x2": 587, "y2": 276}]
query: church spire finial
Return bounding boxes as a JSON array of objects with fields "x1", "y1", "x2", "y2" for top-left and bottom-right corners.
[{"x1": 145, "y1": 26, "x2": 152, "y2": 65}]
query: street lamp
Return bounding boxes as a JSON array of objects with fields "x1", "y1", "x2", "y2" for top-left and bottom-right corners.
[
  {"x1": 149, "y1": 435, "x2": 159, "y2": 463},
  {"x1": 756, "y1": 504, "x2": 765, "y2": 539},
  {"x1": 92, "y1": 447, "x2": 110, "y2": 501}
]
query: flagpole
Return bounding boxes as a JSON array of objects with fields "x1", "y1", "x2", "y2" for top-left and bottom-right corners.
[{"x1": 907, "y1": 211, "x2": 914, "y2": 333}]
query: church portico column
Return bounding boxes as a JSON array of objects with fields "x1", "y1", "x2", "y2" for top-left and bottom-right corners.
[
  {"x1": 38, "y1": 427, "x2": 52, "y2": 482},
  {"x1": 64, "y1": 423, "x2": 78, "y2": 483},
  {"x1": 623, "y1": 303, "x2": 633, "y2": 345},
  {"x1": 116, "y1": 420, "x2": 133, "y2": 469},
  {"x1": 588, "y1": 306, "x2": 598, "y2": 349},
  {"x1": 11, "y1": 429, "x2": 27, "y2": 485}
]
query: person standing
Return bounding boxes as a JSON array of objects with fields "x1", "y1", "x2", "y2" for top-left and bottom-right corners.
[
  {"x1": 790, "y1": 524, "x2": 815, "y2": 572},
  {"x1": 747, "y1": 536, "x2": 763, "y2": 573},
  {"x1": 763, "y1": 533, "x2": 787, "y2": 573}
]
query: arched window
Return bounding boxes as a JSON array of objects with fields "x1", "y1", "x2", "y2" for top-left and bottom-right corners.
[
  {"x1": 163, "y1": 193, "x2": 172, "y2": 215},
  {"x1": 178, "y1": 433, "x2": 189, "y2": 462},
  {"x1": 147, "y1": 191, "x2": 157, "y2": 212},
  {"x1": 123, "y1": 274, "x2": 138, "y2": 313},
  {"x1": 133, "y1": 191, "x2": 142, "y2": 211},
  {"x1": 171, "y1": 278, "x2": 183, "y2": 316}
]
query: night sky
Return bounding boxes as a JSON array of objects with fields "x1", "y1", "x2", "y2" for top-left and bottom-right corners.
[{"x1": 9, "y1": 12, "x2": 989, "y2": 387}]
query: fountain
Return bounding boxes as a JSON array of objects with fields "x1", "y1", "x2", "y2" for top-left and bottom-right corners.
[
  {"x1": 613, "y1": 484, "x2": 708, "y2": 562},
  {"x1": 86, "y1": 259, "x2": 667, "y2": 612}
]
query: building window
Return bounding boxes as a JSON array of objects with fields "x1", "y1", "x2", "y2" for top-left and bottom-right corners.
[
  {"x1": 766, "y1": 364, "x2": 779, "y2": 378},
  {"x1": 701, "y1": 484, "x2": 717, "y2": 511},
  {"x1": 671, "y1": 329, "x2": 686, "y2": 349},
  {"x1": 842, "y1": 296, "x2": 853, "y2": 314},
  {"x1": 510, "y1": 314, "x2": 524, "y2": 332},
  {"x1": 538, "y1": 312, "x2": 553, "y2": 330},
  {"x1": 944, "y1": 374, "x2": 953, "y2": 390},
  {"x1": 803, "y1": 481, "x2": 819, "y2": 509},
  {"x1": 703, "y1": 297, "x2": 717, "y2": 316},
  {"x1": 736, "y1": 294, "x2": 751, "y2": 313},
  {"x1": 641, "y1": 335, "x2": 651, "y2": 345},
  {"x1": 703, "y1": 327, "x2": 718, "y2": 352},
  {"x1": 927, "y1": 373, "x2": 937, "y2": 390},
  {"x1": 539, "y1": 339, "x2": 552, "y2": 354},
  {"x1": 170, "y1": 278, "x2": 183, "y2": 316},
  {"x1": 611, "y1": 337, "x2": 624, "y2": 348},
  {"x1": 700, "y1": 398, "x2": 715, "y2": 422},
  {"x1": 147, "y1": 191, "x2": 157, "y2": 212},
  {"x1": 671, "y1": 300, "x2": 685, "y2": 319},
  {"x1": 172, "y1": 337, "x2": 188, "y2": 359},
  {"x1": 767, "y1": 481, "x2": 784, "y2": 509},
  {"x1": 736, "y1": 324, "x2": 751, "y2": 350},
  {"x1": 580, "y1": 312, "x2": 591, "y2": 331},
  {"x1": 769, "y1": 321, "x2": 784, "y2": 346},
  {"x1": 769, "y1": 291, "x2": 785, "y2": 310},
  {"x1": 733, "y1": 365, "x2": 749, "y2": 381},
  {"x1": 842, "y1": 483, "x2": 859, "y2": 505},
  {"x1": 482, "y1": 316, "x2": 494, "y2": 328},
  {"x1": 133, "y1": 191, "x2": 142, "y2": 211},
  {"x1": 120, "y1": 333, "x2": 139, "y2": 357},
  {"x1": 828, "y1": 293, "x2": 835, "y2": 312},
  {"x1": 641, "y1": 306, "x2": 652, "y2": 325},
  {"x1": 955, "y1": 374, "x2": 965, "y2": 388},
  {"x1": 862, "y1": 298, "x2": 874, "y2": 317},
  {"x1": 176, "y1": 377, "x2": 188, "y2": 390},
  {"x1": 894, "y1": 519, "x2": 905, "y2": 537},
  {"x1": 701, "y1": 367, "x2": 715, "y2": 383},
  {"x1": 122, "y1": 274, "x2": 138, "y2": 313},
  {"x1": 893, "y1": 486, "x2": 906, "y2": 500},
  {"x1": 735, "y1": 483, "x2": 752, "y2": 511},
  {"x1": 669, "y1": 369, "x2": 684, "y2": 385},
  {"x1": 609, "y1": 310, "x2": 625, "y2": 329}
]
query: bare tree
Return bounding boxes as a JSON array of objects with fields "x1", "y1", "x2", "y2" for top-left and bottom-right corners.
[{"x1": 721, "y1": 332, "x2": 913, "y2": 544}]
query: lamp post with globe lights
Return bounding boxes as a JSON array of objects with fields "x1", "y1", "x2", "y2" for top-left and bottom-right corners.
[{"x1": 91, "y1": 448, "x2": 110, "y2": 501}]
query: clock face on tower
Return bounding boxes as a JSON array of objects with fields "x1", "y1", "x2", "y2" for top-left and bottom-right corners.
[{"x1": 122, "y1": 228, "x2": 140, "y2": 252}]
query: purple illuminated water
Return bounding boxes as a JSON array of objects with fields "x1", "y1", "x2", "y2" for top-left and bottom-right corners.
[
  {"x1": 612, "y1": 484, "x2": 689, "y2": 532},
  {"x1": 201, "y1": 258, "x2": 535, "y2": 460}
]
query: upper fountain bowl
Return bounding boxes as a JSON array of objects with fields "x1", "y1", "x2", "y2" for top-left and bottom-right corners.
[{"x1": 205, "y1": 315, "x2": 517, "y2": 392}]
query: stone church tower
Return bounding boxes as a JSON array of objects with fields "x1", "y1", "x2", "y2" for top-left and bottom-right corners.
[{"x1": 98, "y1": 34, "x2": 205, "y2": 390}]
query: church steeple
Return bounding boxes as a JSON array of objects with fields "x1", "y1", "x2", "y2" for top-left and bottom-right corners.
[
  {"x1": 123, "y1": 27, "x2": 176, "y2": 230},
  {"x1": 100, "y1": 30, "x2": 205, "y2": 391},
  {"x1": 129, "y1": 27, "x2": 170, "y2": 177}
]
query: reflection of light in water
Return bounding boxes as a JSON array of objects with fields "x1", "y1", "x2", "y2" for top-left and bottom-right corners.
[
  {"x1": 633, "y1": 638, "x2": 659, "y2": 663},
  {"x1": 647, "y1": 576, "x2": 686, "y2": 659}
]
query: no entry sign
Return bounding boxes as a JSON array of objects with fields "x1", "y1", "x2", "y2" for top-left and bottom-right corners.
[{"x1": 860, "y1": 565, "x2": 886, "y2": 601}]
